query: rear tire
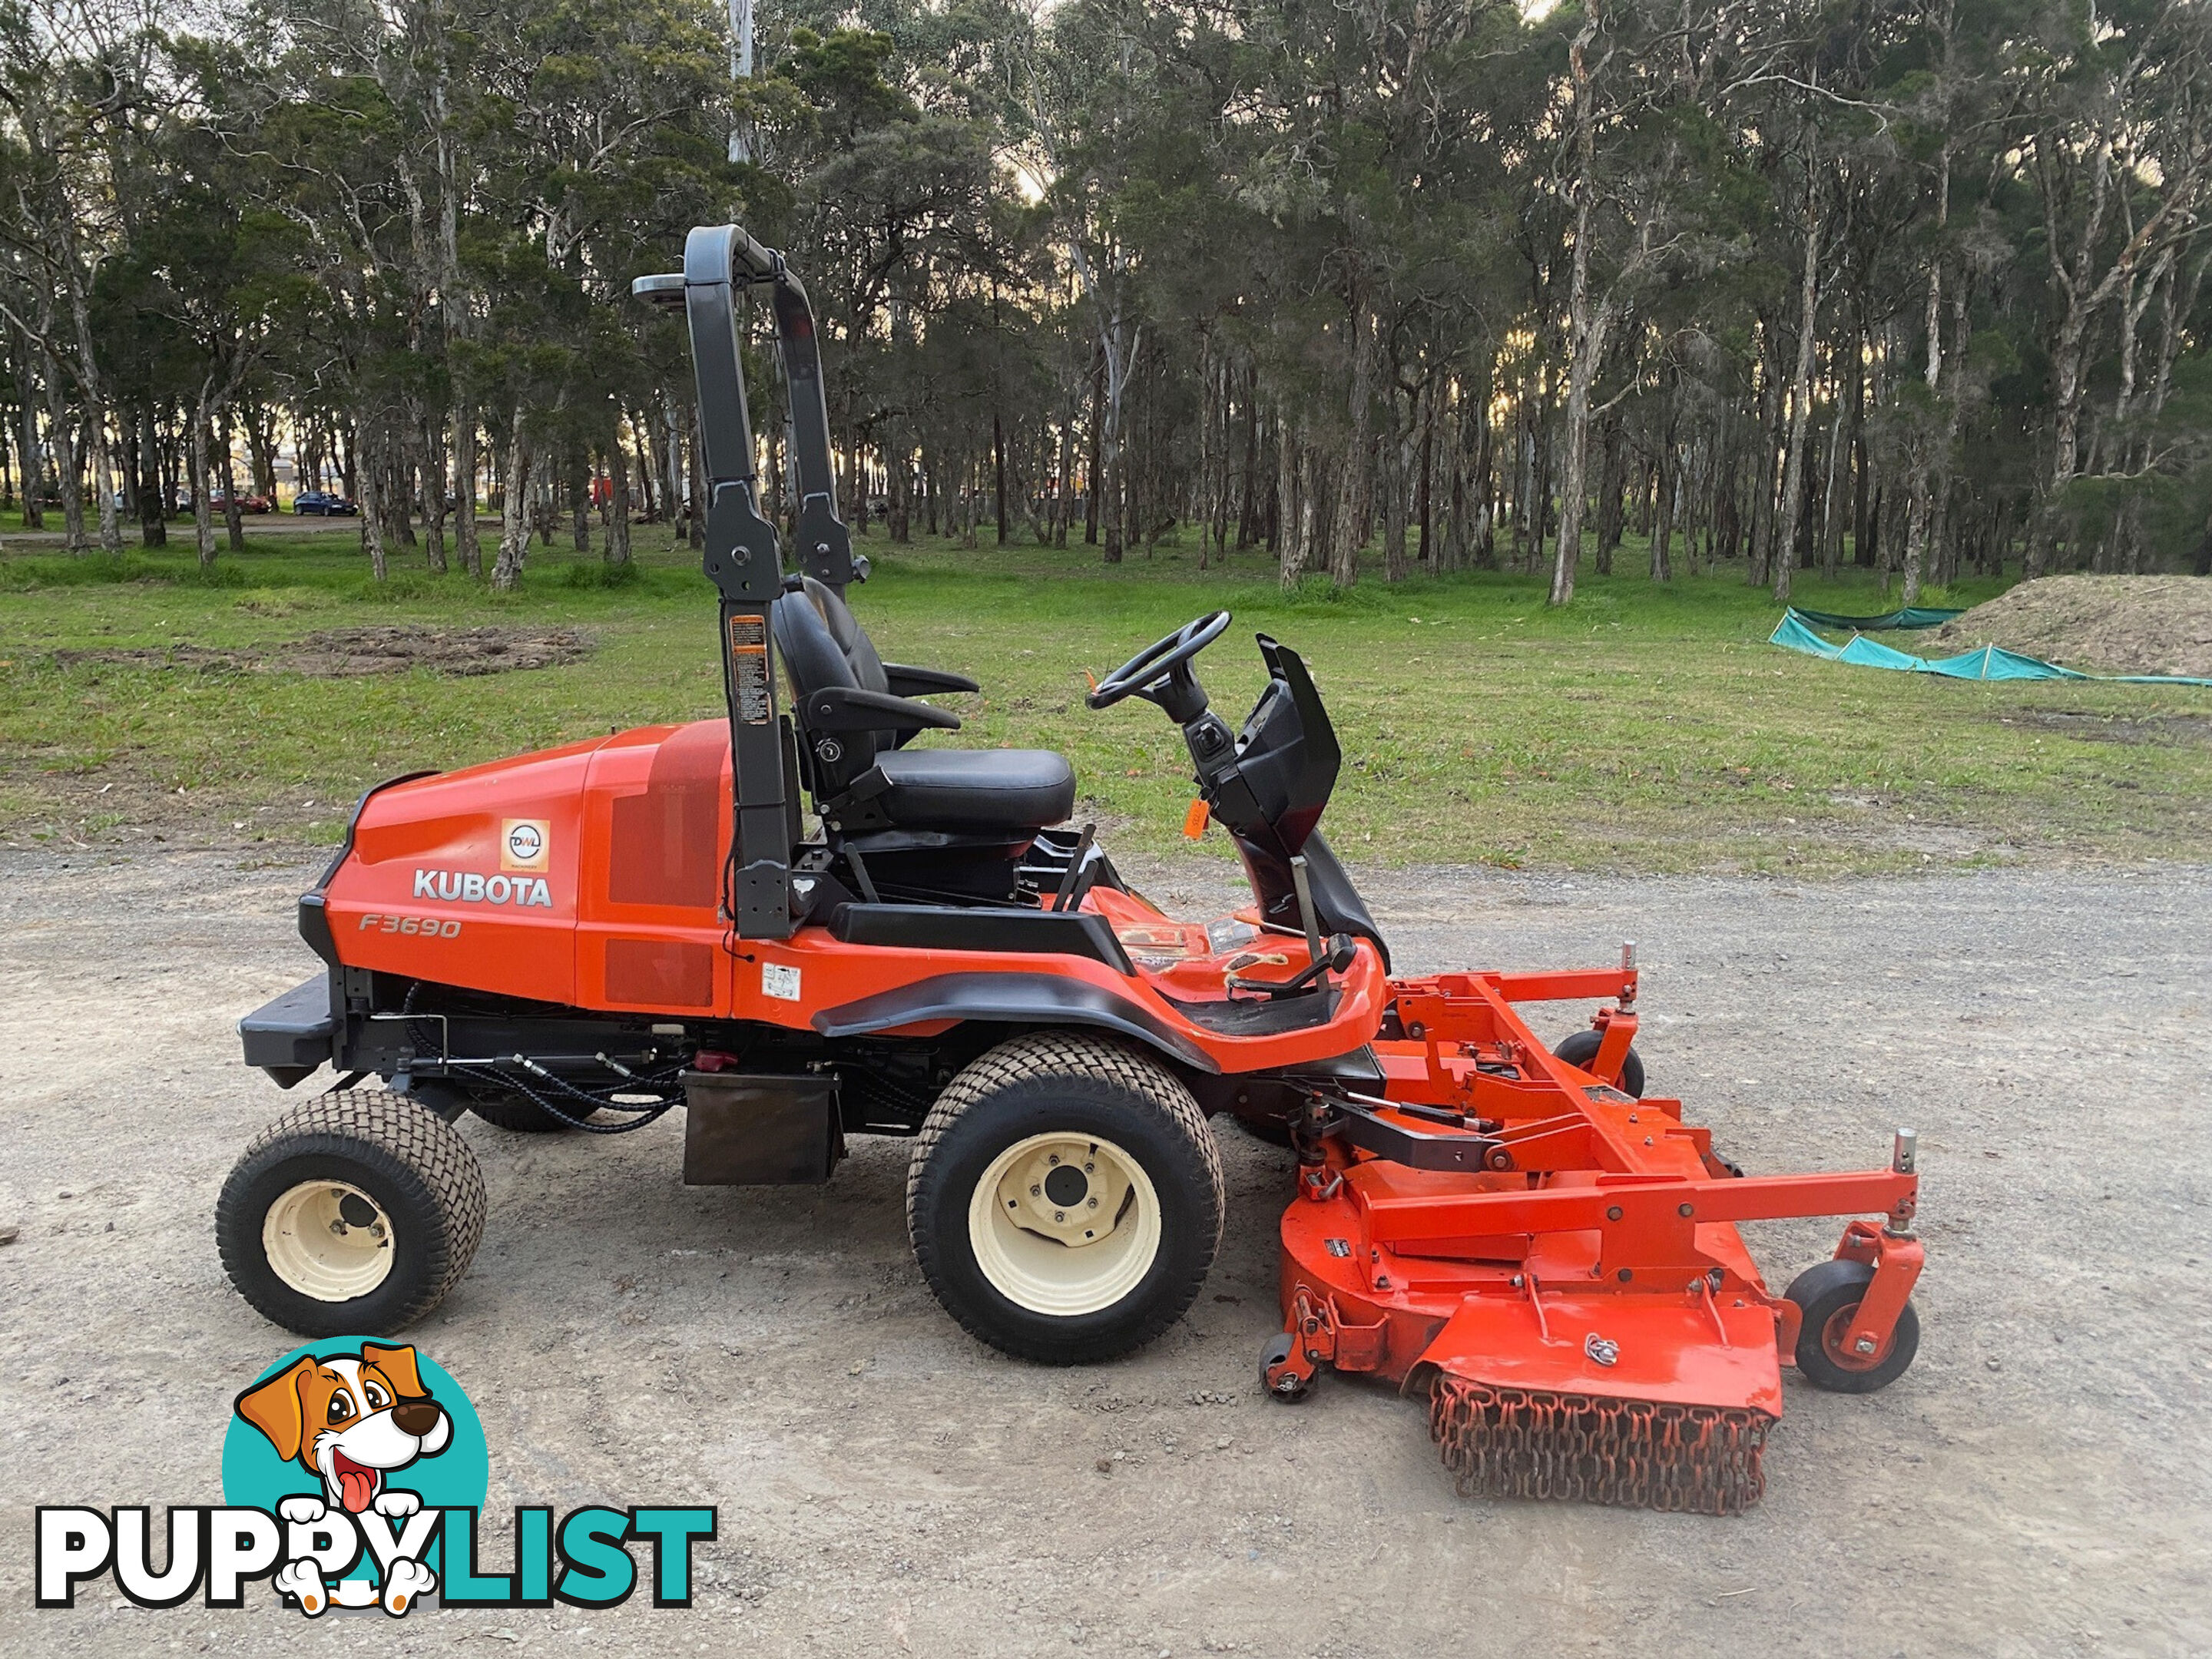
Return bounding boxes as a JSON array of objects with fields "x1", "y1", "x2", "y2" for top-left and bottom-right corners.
[
  {"x1": 906, "y1": 1031, "x2": 1224, "y2": 1364},
  {"x1": 217, "y1": 1089, "x2": 486, "y2": 1337}
]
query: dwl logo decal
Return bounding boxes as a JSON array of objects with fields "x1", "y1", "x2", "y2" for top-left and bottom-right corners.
[{"x1": 36, "y1": 1339, "x2": 712, "y2": 1618}]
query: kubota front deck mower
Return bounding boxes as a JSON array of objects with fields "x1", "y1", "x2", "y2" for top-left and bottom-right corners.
[{"x1": 222, "y1": 225, "x2": 1924, "y2": 1512}]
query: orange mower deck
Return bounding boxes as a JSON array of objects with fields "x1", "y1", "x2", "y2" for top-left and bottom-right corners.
[{"x1": 1259, "y1": 966, "x2": 1922, "y2": 1512}]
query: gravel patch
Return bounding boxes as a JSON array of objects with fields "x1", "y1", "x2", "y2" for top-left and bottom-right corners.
[{"x1": 1, "y1": 850, "x2": 2205, "y2": 1656}]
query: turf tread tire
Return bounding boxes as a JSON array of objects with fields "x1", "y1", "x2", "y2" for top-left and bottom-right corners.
[
  {"x1": 906, "y1": 1031, "x2": 1224, "y2": 1365},
  {"x1": 217, "y1": 1088, "x2": 487, "y2": 1337}
]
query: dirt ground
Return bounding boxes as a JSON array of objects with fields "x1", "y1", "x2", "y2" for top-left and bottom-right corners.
[
  {"x1": 1936, "y1": 575, "x2": 2212, "y2": 678},
  {"x1": 1, "y1": 849, "x2": 2206, "y2": 1658},
  {"x1": 51, "y1": 624, "x2": 598, "y2": 679}
]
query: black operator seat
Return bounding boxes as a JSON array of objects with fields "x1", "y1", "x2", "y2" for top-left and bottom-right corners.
[{"x1": 773, "y1": 576, "x2": 1077, "y2": 833}]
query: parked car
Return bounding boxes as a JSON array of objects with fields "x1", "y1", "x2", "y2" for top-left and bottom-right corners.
[
  {"x1": 293, "y1": 490, "x2": 359, "y2": 516},
  {"x1": 211, "y1": 489, "x2": 273, "y2": 514}
]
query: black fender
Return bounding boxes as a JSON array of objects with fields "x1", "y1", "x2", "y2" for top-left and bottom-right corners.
[{"x1": 811, "y1": 972, "x2": 1219, "y2": 1074}]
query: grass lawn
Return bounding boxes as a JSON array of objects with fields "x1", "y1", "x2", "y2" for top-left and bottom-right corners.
[{"x1": 2, "y1": 524, "x2": 2207, "y2": 874}]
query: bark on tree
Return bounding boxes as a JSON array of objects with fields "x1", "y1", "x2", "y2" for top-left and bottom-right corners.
[
  {"x1": 1331, "y1": 294, "x2": 1378, "y2": 588},
  {"x1": 492, "y1": 406, "x2": 529, "y2": 590},
  {"x1": 189, "y1": 399, "x2": 217, "y2": 572},
  {"x1": 605, "y1": 439, "x2": 631, "y2": 566},
  {"x1": 1773, "y1": 161, "x2": 1823, "y2": 605},
  {"x1": 358, "y1": 427, "x2": 389, "y2": 583}
]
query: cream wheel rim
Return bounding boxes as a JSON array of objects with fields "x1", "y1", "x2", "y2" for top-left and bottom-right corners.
[
  {"x1": 263, "y1": 1180, "x2": 396, "y2": 1302},
  {"x1": 969, "y1": 1132, "x2": 1161, "y2": 1316}
]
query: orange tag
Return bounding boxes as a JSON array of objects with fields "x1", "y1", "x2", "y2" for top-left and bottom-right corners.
[{"x1": 1181, "y1": 798, "x2": 1210, "y2": 840}]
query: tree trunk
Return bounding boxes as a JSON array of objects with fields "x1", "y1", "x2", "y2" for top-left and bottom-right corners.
[
  {"x1": 1772, "y1": 183, "x2": 1822, "y2": 604},
  {"x1": 570, "y1": 448, "x2": 591, "y2": 553},
  {"x1": 41, "y1": 365, "x2": 83, "y2": 553},
  {"x1": 15, "y1": 346, "x2": 42, "y2": 528},
  {"x1": 358, "y1": 428, "x2": 389, "y2": 582},
  {"x1": 1594, "y1": 415, "x2": 1625, "y2": 571},
  {"x1": 1385, "y1": 383, "x2": 1415, "y2": 582},
  {"x1": 219, "y1": 406, "x2": 246, "y2": 552},
  {"x1": 992, "y1": 412, "x2": 1008, "y2": 545},
  {"x1": 246, "y1": 399, "x2": 278, "y2": 501},
  {"x1": 1237, "y1": 381, "x2": 1260, "y2": 550},
  {"x1": 1099, "y1": 326, "x2": 1135, "y2": 565},
  {"x1": 131, "y1": 405, "x2": 163, "y2": 547},
  {"x1": 420, "y1": 417, "x2": 448, "y2": 573},
  {"x1": 1054, "y1": 404, "x2": 1076, "y2": 548},
  {"x1": 1083, "y1": 347, "x2": 1103, "y2": 545},
  {"x1": 1277, "y1": 401, "x2": 1305, "y2": 591},
  {"x1": 605, "y1": 440, "x2": 631, "y2": 565},
  {"x1": 452, "y1": 410, "x2": 481, "y2": 576},
  {"x1": 1331, "y1": 297, "x2": 1378, "y2": 588},
  {"x1": 1899, "y1": 475, "x2": 1930, "y2": 605},
  {"x1": 492, "y1": 406, "x2": 529, "y2": 591},
  {"x1": 889, "y1": 440, "x2": 911, "y2": 542},
  {"x1": 190, "y1": 397, "x2": 218, "y2": 572}
]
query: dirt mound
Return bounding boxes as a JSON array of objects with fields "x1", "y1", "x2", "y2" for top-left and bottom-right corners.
[
  {"x1": 1936, "y1": 575, "x2": 2212, "y2": 677},
  {"x1": 286, "y1": 626, "x2": 595, "y2": 676},
  {"x1": 54, "y1": 624, "x2": 595, "y2": 678}
]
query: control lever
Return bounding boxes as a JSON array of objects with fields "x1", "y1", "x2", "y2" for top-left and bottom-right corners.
[
  {"x1": 1290, "y1": 854, "x2": 1325, "y2": 965},
  {"x1": 1227, "y1": 932, "x2": 1356, "y2": 1000},
  {"x1": 1051, "y1": 823, "x2": 1098, "y2": 912}
]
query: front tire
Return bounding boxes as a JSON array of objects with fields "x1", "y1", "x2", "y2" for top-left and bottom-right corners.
[
  {"x1": 906, "y1": 1032, "x2": 1224, "y2": 1364},
  {"x1": 217, "y1": 1089, "x2": 487, "y2": 1337}
]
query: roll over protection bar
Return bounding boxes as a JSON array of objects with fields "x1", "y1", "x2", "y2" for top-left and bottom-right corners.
[{"x1": 634, "y1": 224, "x2": 858, "y2": 938}]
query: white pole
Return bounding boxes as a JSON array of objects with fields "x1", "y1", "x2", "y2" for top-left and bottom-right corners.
[{"x1": 727, "y1": 0, "x2": 753, "y2": 163}]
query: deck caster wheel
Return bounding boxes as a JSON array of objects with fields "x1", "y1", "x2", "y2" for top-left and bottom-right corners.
[
  {"x1": 1260, "y1": 1332, "x2": 1313, "y2": 1401},
  {"x1": 906, "y1": 1031, "x2": 1224, "y2": 1365},
  {"x1": 1553, "y1": 1029, "x2": 1644, "y2": 1098},
  {"x1": 217, "y1": 1089, "x2": 487, "y2": 1337},
  {"x1": 1785, "y1": 1257, "x2": 1920, "y2": 1393}
]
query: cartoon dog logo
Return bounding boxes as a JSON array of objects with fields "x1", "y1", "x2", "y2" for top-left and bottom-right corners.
[{"x1": 233, "y1": 1343, "x2": 450, "y2": 1614}]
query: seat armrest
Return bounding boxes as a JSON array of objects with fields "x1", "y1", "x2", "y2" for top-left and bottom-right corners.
[
  {"x1": 882, "y1": 663, "x2": 980, "y2": 696},
  {"x1": 801, "y1": 685, "x2": 961, "y2": 733}
]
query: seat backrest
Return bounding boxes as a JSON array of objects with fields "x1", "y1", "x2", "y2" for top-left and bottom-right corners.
[
  {"x1": 772, "y1": 578, "x2": 886, "y2": 799},
  {"x1": 803, "y1": 576, "x2": 889, "y2": 694}
]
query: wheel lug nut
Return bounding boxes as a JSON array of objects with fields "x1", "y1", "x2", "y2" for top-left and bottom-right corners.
[
  {"x1": 1053, "y1": 1210, "x2": 1065, "y2": 1222},
  {"x1": 1088, "y1": 1196, "x2": 1098, "y2": 1207},
  {"x1": 1030, "y1": 1184, "x2": 1041, "y2": 1196},
  {"x1": 1047, "y1": 1154, "x2": 1060, "y2": 1165}
]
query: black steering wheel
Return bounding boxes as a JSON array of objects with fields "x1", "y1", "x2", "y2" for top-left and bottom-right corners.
[{"x1": 1087, "y1": 610, "x2": 1233, "y2": 719}]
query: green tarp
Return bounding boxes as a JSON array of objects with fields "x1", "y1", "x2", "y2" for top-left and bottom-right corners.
[
  {"x1": 1768, "y1": 609, "x2": 2212, "y2": 687},
  {"x1": 1786, "y1": 604, "x2": 1964, "y2": 630}
]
